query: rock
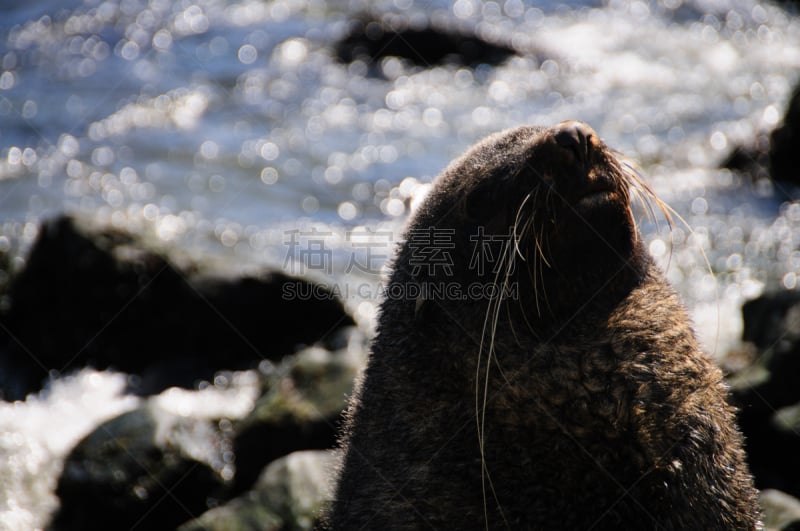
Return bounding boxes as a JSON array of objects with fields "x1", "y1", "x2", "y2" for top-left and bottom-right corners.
[
  {"x1": 720, "y1": 81, "x2": 800, "y2": 187},
  {"x1": 742, "y1": 290, "x2": 800, "y2": 349},
  {"x1": 729, "y1": 291, "x2": 800, "y2": 498},
  {"x1": 0, "y1": 215, "x2": 354, "y2": 399},
  {"x1": 49, "y1": 401, "x2": 228, "y2": 531},
  {"x1": 719, "y1": 132, "x2": 770, "y2": 180},
  {"x1": 732, "y1": 291, "x2": 800, "y2": 416},
  {"x1": 761, "y1": 489, "x2": 800, "y2": 531},
  {"x1": 48, "y1": 326, "x2": 365, "y2": 531},
  {"x1": 176, "y1": 496, "x2": 283, "y2": 531},
  {"x1": 256, "y1": 450, "x2": 336, "y2": 530},
  {"x1": 335, "y1": 14, "x2": 517, "y2": 71},
  {"x1": 232, "y1": 327, "x2": 364, "y2": 494},
  {"x1": 177, "y1": 450, "x2": 336, "y2": 531},
  {"x1": 770, "y1": 84, "x2": 800, "y2": 185}
]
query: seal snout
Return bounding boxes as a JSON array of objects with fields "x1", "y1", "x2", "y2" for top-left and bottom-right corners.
[
  {"x1": 550, "y1": 121, "x2": 615, "y2": 203},
  {"x1": 554, "y1": 120, "x2": 595, "y2": 165}
]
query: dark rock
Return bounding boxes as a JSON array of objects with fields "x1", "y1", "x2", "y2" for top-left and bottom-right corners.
[
  {"x1": 231, "y1": 329, "x2": 363, "y2": 495},
  {"x1": 49, "y1": 326, "x2": 365, "y2": 531},
  {"x1": 335, "y1": 15, "x2": 517, "y2": 70},
  {"x1": 770, "y1": 85, "x2": 800, "y2": 185},
  {"x1": 178, "y1": 450, "x2": 336, "y2": 531},
  {"x1": 0, "y1": 215, "x2": 354, "y2": 400},
  {"x1": 49, "y1": 402, "x2": 227, "y2": 531},
  {"x1": 721, "y1": 82, "x2": 800, "y2": 187},
  {"x1": 729, "y1": 291, "x2": 800, "y2": 498},
  {"x1": 719, "y1": 132, "x2": 770, "y2": 180},
  {"x1": 742, "y1": 290, "x2": 800, "y2": 350},
  {"x1": 733, "y1": 291, "x2": 800, "y2": 415},
  {"x1": 176, "y1": 495, "x2": 283, "y2": 531}
]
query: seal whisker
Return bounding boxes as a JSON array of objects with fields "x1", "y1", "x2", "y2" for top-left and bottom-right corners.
[
  {"x1": 615, "y1": 156, "x2": 659, "y2": 225},
  {"x1": 475, "y1": 289, "x2": 498, "y2": 530},
  {"x1": 494, "y1": 243, "x2": 517, "y2": 384},
  {"x1": 534, "y1": 222, "x2": 551, "y2": 269},
  {"x1": 528, "y1": 217, "x2": 543, "y2": 318},
  {"x1": 513, "y1": 192, "x2": 533, "y2": 262},
  {"x1": 514, "y1": 213, "x2": 543, "y2": 338},
  {"x1": 614, "y1": 154, "x2": 723, "y2": 359},
  {"x1": 616, "y1": 158, "x2": 681, "y2": 274},
  {"x1": 516, "y1": 215, "x2": 534, "y2": 272},
  {"x1": 536, "y1": 223, "x2": 555, "y2": 317},
  {"x1": 527, "y1": 184, "x2": 550, "y2": 272},
  {"x1": 545, "y1": 184, "x2": 556, "y2": 226},
  {"x1": 619, "y1": 158, "x2": 675, "y2": 231},
  {"x1": 476, "y1": 237, "x2": 513, "y2": 530},
  {"x1": 519, "y1": 187, "x2": 546, "y2": 318},
  {"x1": 505, "y1": 237, "x2": 528, "y2": 350},
  {"x1": 481, "y1": 240, "x2": 515, "y2": 530}
]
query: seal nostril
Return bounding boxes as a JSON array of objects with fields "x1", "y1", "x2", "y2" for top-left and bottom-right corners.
[{"x1": 554, "y1": 121, "x2": 593, "y2": 163}]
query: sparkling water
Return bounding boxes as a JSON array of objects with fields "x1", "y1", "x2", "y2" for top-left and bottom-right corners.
[{"x1": 1, "y1": 0, "x2": 800, "y2": 527}]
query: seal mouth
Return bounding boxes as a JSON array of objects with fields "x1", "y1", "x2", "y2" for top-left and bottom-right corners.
[{"x1": 573, "y1": 174, "x2": 617, "y2": 207}]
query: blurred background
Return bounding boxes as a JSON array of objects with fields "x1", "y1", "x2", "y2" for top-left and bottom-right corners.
[{"x1": 1, "y1": 0, "x2": 800, "y2": 529}]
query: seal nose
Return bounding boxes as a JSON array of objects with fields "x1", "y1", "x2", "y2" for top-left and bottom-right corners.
[{"x1": 554, "y1": 121, "x2": 594, "y2": 164}]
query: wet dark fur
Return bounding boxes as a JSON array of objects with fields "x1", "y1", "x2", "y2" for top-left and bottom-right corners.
[{"x1": 324, "y1": 123, "x2": 760, "y2": 530}]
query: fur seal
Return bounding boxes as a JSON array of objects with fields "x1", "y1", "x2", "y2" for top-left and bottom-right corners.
[{"x1": 325, "y1": 122, "x2": 760, "y2": 529}]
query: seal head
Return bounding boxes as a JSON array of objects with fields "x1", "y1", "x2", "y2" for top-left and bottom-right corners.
[{"x1": 408, "y1": 120, "x2": 656, "y2": 325}]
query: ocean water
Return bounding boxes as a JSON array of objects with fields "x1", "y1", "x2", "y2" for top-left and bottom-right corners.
[{"x1": 1, "y1": 0, "x2": 800, "y2": 528}]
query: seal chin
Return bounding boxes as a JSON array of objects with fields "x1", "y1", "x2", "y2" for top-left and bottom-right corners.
[
  {"x1": 558, "y1": 185, "x2": 633, "y2": 261},
  {"x1": 572, "y1": 177, "x2": 622, "y2": 216},
  {"x1": 563, "y1": 167, "x2": 618, "y2": 210},
  {"x1": 575, "y1": 190, "x2": 615, "y2": 210}
]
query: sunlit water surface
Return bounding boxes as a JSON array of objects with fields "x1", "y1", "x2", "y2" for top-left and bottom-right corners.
[{"x1": 1, "y1": 0, "x2": 800, "y2": 527}]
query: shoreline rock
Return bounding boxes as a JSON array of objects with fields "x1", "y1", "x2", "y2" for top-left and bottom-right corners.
[
  {"x1": 177, "y1": 450, "x2": 337, "y2": 531},
  {"x1": 729, "y1": 291, "x2": 800, "y2": 499},
  {"x1": 721, "y1": 80, "x2": 800, "y2": 189},
  {"x1": 232, "y1": 329, "x2": 364, "y2": 495},
  {"x1": 334, "y1": 13, "x2": 518, "y2": 72},
  {"x1": 0, "y1": 214, "x2": 354, "y2": 400},
  {"x1": 47, "y1": 327, "x2": 365, "y2": 530},
  {"x1": 49, "y1": 401, "x2": 228, "y2": 531}
]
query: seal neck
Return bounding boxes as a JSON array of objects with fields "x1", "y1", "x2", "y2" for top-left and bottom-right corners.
[{"x1": 514, "y1": 237, "x2": 650, "y2": 333}]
